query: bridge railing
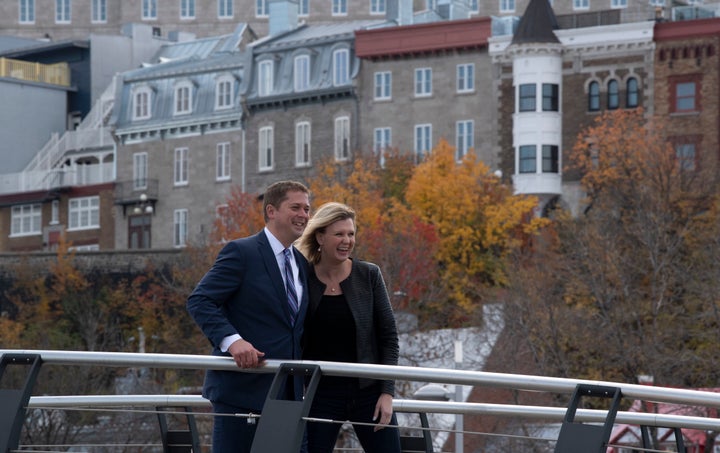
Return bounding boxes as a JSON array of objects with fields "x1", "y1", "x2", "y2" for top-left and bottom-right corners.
[{"x1": 3, "y1": 349, "x2": 720, "y2": 452}]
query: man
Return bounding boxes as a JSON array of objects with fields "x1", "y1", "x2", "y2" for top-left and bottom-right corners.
[{"x1": 187, "y1": 180, "x2": 311, "y2": 453}]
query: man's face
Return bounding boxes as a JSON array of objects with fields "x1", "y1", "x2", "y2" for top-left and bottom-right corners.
[{"x1": 267, "y1": 190, "x2": 310, "y2": 247}]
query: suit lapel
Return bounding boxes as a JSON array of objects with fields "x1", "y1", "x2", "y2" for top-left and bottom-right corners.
[{"x1": 257, "y1": 231, "x2": 288, "y2": 306}]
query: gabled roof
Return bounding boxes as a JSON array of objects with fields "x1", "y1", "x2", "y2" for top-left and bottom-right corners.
[{"x1": 511, "y1": 0, "x2": 560, "y2": 45}]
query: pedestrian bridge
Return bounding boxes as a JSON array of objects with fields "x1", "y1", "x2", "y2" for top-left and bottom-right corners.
[{"x1": 2, "y1": 349, "x2": 719, "y2": 452}]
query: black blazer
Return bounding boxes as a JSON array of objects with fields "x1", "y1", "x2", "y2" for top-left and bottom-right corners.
[
  {"x1": 304, "y1": 259, "x2": 399, "y2": 396},
  {"x1": 187, "y1": 230, "x2": 309, "y2": 410}
]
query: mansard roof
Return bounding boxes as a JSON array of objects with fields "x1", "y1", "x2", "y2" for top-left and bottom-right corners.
[{"x1": 511, "y1": 0, "x2": 560, "y2": 45}]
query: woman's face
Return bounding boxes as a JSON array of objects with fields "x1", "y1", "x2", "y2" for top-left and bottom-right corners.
[{"x1": 316, "y1": 218, "x2": 355, "y2": 263}]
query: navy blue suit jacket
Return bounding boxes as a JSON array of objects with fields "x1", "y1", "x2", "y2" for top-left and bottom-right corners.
[{"x1": 187, "y1": 230, "x2": 309, "y2": 411}]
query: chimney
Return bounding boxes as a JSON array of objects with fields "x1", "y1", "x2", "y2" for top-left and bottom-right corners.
[
  {"x1": 386, "y1": 0, "x2": 413, "y2": 26},
  {"x1": 268, "y1": 0, "x2": 298, "y2": 36}
]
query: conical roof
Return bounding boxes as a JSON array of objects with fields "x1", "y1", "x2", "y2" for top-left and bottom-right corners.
[{"x1": 511, "y1": 0, "x2": 560, "y2": 45}]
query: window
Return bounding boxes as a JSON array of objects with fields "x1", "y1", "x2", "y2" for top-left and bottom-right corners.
[
  {"x1": 333, "y1": 49, "x2": 349, "y2": 86},
  {"x1": 414, "y1": 124, "x2": 432, "y2": 160},
  {"x1": 542, "y1": 145, "x2": 559, "y2": 173},
  {"x1": 181, "y1": 0, "x2": 195, "y2": 19},
  {"x1": 456, "y1": 120, "x2": 474, "y2": 160},
  {"x1": 334, "y1": 116, "x2": 350, "y2": 161},
  {"x1": 69, "y1": 196, "x2": 100, "y2": 230},
  {"x1": 259, "y1": 126, "x2": 274, "y2": 171},
  {"x1": 371, "y1": 0, "x2": 386, "y2": 14},
  {"x1": 500, "y1": 0, "x2": 515, "y2": 13},
  {"x1": 216, "y1": 76, "x2": 233, "y2": 110},
  {"x1": 133, "y1": 152, "x2": 148, "y2": 189},
  {"x1": 374, "y1": 71, "x2": 391, "y2": 100},
  {"x1": 542, "y1": 83, "x2": 559, "y2": 111},
  {"x1": 143, "y1": 0, "x2": 157, "y2": 19},
  {"x1": 133, "y1": 87, "x2": 152, "y2": 120},
  {"x1": 414, "y1": 68, "x2": 432, "y2": 97},
  {"x1": 588, "y1": 81, "x2": 600, "y2": 112},
  {"x1": 426, "y1": 0, "x2": 437, "y2": 9},
  {"x1": 174, "y1": 209, "x2": 188, "y2": 247},
  {"x1": 649, "y1": 0, "x2": 664, "y2": 5},
  {"x1": 174, "y1": 147, "x2": 189, "y2": 186},
  {"x1": 218, "y1": 0, "x2": 233, "y2": 18},
  {"x1": 374, "y1": 127, "x2": 391, "y2": 164},
  {"x1": 19, "y1": 0, "x2": 35, "y2": 23},
  {"x1": 299, "y1": 0, "x2": 309, "y2": 16},
  {"x1": 92, "y1": 0, "x2": 107, "y2": 22},
  {"x1": 674, "y1": 80, "x2": 698, "y2": 112},
  {"x1": 470, "y1": 0, "x2": 479, "y2": 12},
  {"x1": 258, "y1": 60, "x2": 273, "y2": 96},
  {"x1": 611, "y1": 0, "x2": 627, "y2": 7},
  {"x1": 295, "y1": 122, "x2": 311, "y2": 166},
  {"x1": 174, "y1": 82, "x2": 193, "y2": 115},
  {"x1": 573, "y1": 0, "x2": 589, "y2": 8},
  {"x1": 51, "y1": 200, "x2": 59, "y2": 225},
  {"x1": 519, "y1": 145, "x2": 536, "y2": 173},
  {"x1": 332, "y1": 0, "x2": 347, "y2": 15},
  {"x1": 256, "y1": 0, "x2": 268, "y2": 16},
  {"x1": 676, "y1": 143, "x2": 696, "y2": 171},
  {"x1": 626, "y1": 77, "x2": 639, "y2": 108},
  {"x1": 607, "y1": 79, "x2": 619, "y2": 110},
  {"x1": 11, "y1": 204, "x2": 41, "y2": 236},
  {"x1": 56, "y1": 0, "x2": 70, "y2": 23},
  {"x1": 519, "y1": 84, "x2": 536, "y2": 112},
  {"x1": 457, "y1": 63, "x2": 475, "y2": 93},
  {"x1": 294, "y1": 55, "x2": 310, "y2": 92},
  {"x1": 216, "y1": 142, "x2": 231, "y2": 181}
]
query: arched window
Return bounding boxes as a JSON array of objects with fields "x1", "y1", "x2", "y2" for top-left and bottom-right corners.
[
  {"x1": 588, "y1": 81, "x2": 600, "y2": 112},
  {"x1": 626, "y1": 77, "x2": 639, "y2": 108},
  {"x1": 607, "y1": 79, "x2": 619, "y2": 110}
]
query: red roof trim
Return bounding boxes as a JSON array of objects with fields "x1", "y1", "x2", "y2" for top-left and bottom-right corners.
[
  {"x1": 655, "y1": 18, "x2": 720, "y2": 41},
  {"x1": 355, "y1": 17, "x2": 492, "y2": 58}
]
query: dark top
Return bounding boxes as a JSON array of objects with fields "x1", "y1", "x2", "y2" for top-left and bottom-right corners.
[{"x1": 303, "y1": 259, "x2": 399, "y2": 396}]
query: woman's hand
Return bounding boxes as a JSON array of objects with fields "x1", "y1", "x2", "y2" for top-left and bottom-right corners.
[{"x1": 373, "y1": 393, "x2": 394, "y2": 431}]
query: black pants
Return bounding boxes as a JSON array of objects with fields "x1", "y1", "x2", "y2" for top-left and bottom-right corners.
[{"x1": 306, "y1": 379, "x2": 401, "y2": 453}]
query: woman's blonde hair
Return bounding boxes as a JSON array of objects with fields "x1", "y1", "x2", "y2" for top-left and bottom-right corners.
[{"x1": 297, "y1": 202, "x2": 356, "y2": 264}]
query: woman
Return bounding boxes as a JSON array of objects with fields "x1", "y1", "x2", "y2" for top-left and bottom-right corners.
[{"x1": 297, "y1": 202, "x2": 401, "y2": 453}]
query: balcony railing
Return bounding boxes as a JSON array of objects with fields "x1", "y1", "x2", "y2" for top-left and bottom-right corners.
[
  {"x1": 0, "y1": 162, "x2": 115, "y2": 195},
  {"x1": 0, "y1": 57, "x2": 70, "y2": 87}
]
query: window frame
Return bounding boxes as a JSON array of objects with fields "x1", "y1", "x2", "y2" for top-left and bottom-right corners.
[
  {"x1": 333, "y1": 48, "x2": 350, "y2": 86},
  {"x1": 218, "y1": 0, "x2": 233, "y2": 18},
  {"x1": 332, "y1": 0, "x2": 348, "y2": 16},
  {"x1": 374, "y1": 71, "x2": 392, "y2": 100},
  {"x1": 414, "y1": 123, "x2": 432, "y2": 160},
  {"x1": 573, "y1": 0, "x2": 589, "y2": 9},
  {"x1": 174, "y1": 81, "x2": 193, "y2": 115},
  {"x1": 55, "y1": 0, "x2": 71, "y2": 23},
  {"x1": 457, "y1": 63, "x2": 475, "y2": 93},
  {"x1": 518, "y1": 83, "x2": 536, "y2": 112},
  {"x1": 607, "y1": 79, "x2": 619, "y2": 110},
  {"x1": 256, "y1": 0, "x2": 268, "y2": 17},
  {"x1": 215, "y1": 75, "x2": 234, "y2": 110},
  {"x1": 216, "y1": 142, "x2": 231, "y2": 181},
  {"x1": 258, "y1": 60, "x2": 274, "y2": 96},
  {"x1": 626, "y1": 77, "x2": 639, "y2": 108},
  {"x1": 588, "y1": 81, "x2": 600, "y2": 112},
  {"x1": 142, "y1": 0, "x2": 157, "y2": 20},
  {"x1": 519, "y1": 145, "x2": 537, "y2": 174},
  {"x1": 133, "y1": 87, "x2": 152, "y2": 120},
  {"x1": 456, "y1": 120, "x2": 474, "y2": 161},
  {"x1": 542, "y1": 145, "x2": 559, "y2": 173},
  {"x1": 19, "y1": 0, "x2": 35, "y2": 24},
  {"x1": 414, "y1": 67, "x2": 432, "y2": 97},
  {"x1": 10, "y1": 204, "x2": 42, "y2": 237},
  {"x1": 294, "y1": 55, "x2": 311, "y2": 92},
  {"x1": 133, "y1": 152, "x2": 148, "y2": 190},
  {"x1": 173, "y1": 209, "x2": 188, "y2": 248},
  {"x1": 295, "y1": 121, "x2": 312, "y2": 167},
  {"x1": 180, "y1": 0, "x2": 196, "y2": 19},
  {"x1": 259, "y1": 126, "x2": 274, "y2": 171},
  {"x1": 611, "y1": 0, "x2": 627, "y2": 8},
  {"x1": 370, "y1": 0, "x2": 386, "y2": 14},
  {"x1": 68, "y1": 196, "x2": 100, "y2": 231},
  {"x1": 671, "y1": 76, "x2": 700, "y2": 113},
  {"x1": 542, "y1": 83, "x2": 559, "y2": 112},
  {"x1": 92, "y1": 0, "x2": 107, "y2": 23},
  {"x1": 174, "y1": 147, "x2": 189, "y2": 186},
  {"x1": 334, "y1": 116, "x2": 351, "y2": 161},
  {"x1": 299, "y1": 0, "x2": 309, "y2": 16},
  {"x1": 500, "y1": 0, "x2": 515, "y2": 13}
]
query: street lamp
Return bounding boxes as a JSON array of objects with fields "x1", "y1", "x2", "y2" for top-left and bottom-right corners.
[{"x1": 132, "y1": 193, "x2": 154, "y2": 215}]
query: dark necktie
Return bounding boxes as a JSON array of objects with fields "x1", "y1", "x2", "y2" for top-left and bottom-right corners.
[{"x1": 283, "y1": 248, "x2": 299, "y2": 324}]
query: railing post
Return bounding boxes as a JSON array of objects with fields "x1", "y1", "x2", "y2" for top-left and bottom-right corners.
[
  {"x1": 0, "y1": 354, "x2": 43, "y2": 453},
  {"x1": 157, "y1": 406, "x2": 201, "y2": 453},
  {"x1": 554, "y1": 384, "x2": 622, "y2": 453},
  {"x1": 249, "y1": 363, "x2": 322, "y2": 453}
]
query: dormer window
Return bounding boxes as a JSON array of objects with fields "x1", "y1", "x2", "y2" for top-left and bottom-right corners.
[
  {"x1": 258, "y1": 60, "x2": 274, "y2": 96},
  {"x1": 174, "y1": 81, "x2": 193, "y2": 115},
  {"x1": 333, "y1": 49, "x2": 349, "y2": 86},
  {"x1": 216, "y1": 75, "x2": 234, "y2": 110},
  {"x1": 294, "y1": 55, "x2": 310, "y2": 92},
  {"x1": 133, "y1": 86, "x2": 152, "y2": 120}
]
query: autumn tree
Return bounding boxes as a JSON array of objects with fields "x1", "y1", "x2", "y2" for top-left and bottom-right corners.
[
  {"x1": 405, "y1": 138, "x2": 546, "y2": 323},
  {"x1": 501, "y1": 109, "x2": 720, "y2": 387}
]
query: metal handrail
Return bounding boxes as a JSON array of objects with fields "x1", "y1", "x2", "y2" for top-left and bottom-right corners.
[
  {"x1": 5, "y1": 349, "x2": 720, "y2": 409},
  {"x1": 25, "y1": 394, "x2": 720, "y2": 432}
]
